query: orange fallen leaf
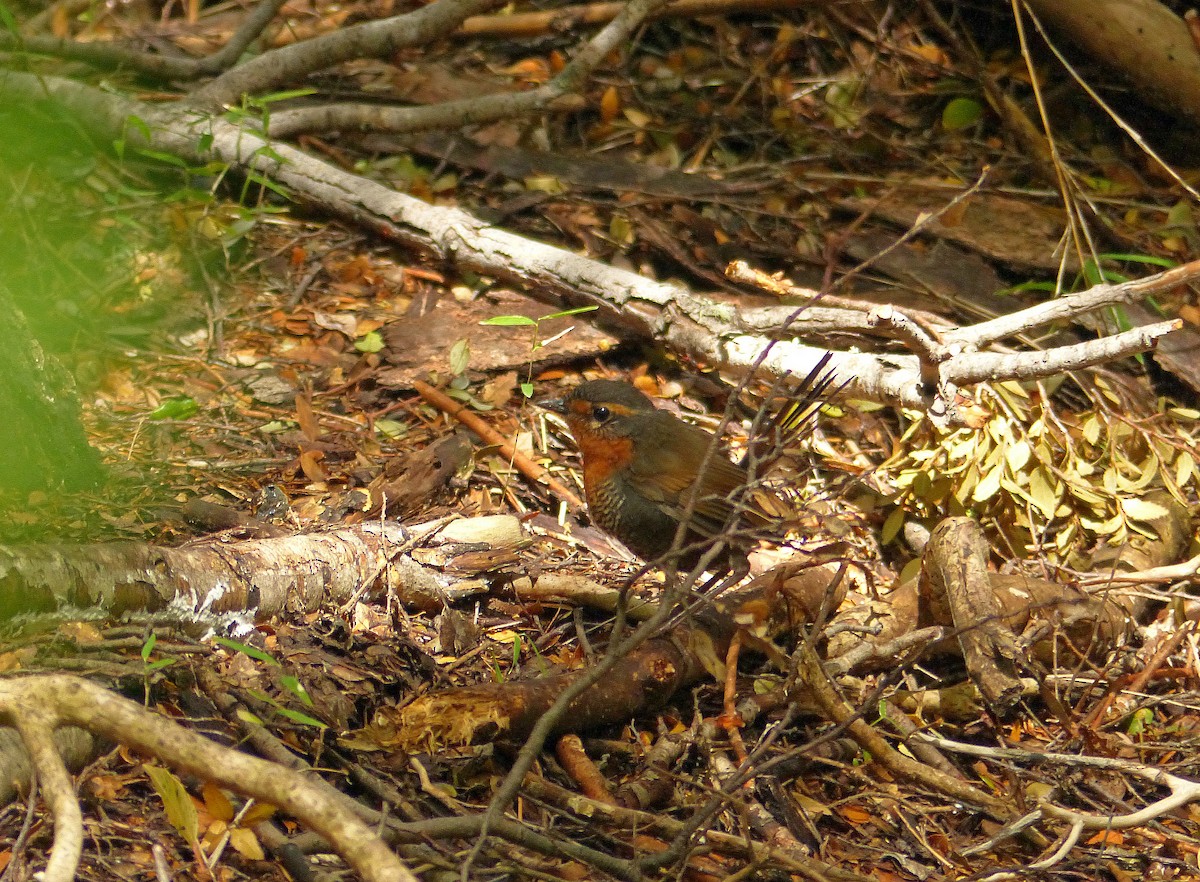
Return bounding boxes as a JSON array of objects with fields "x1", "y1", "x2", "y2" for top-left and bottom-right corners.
[
  {"x1": 599, "y1": 86, "x2": 620, "y2": 124},
  {"x1": 1086, "y1": 829, "x2": 1124, "y2": 846}
]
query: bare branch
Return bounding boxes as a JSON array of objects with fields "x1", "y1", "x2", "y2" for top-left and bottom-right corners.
[
  {"x1": 192, "y1": 0, "x2": 504, "y2": 109},
  {"x1": 3, "y1": 70, "x2": 1186, "y2": 427},
  {"x1": 0, "y1": 0, "x2": 287, "y2": 80},
  {"x1": 0, "y1": 675, "x2": 418, "y2": 882},
  {"x1": 917, "y1": 733, "x2": 1200, "y2": 831},
  {"x1": 942, "y1": 258, "x2": 1200, "y2": 349},
  {"x1": 268, "y1": 0, "x2": 670, "y2": 137}
]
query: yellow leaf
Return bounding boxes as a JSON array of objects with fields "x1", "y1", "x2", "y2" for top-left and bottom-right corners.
[
  {"x1": 1028, "y1": 468, "x2": 1059, "y2": 519},
  {"x1": 1120, "y1": 497, "x2": 1170, "y2": 522},
  {"x1": 229, "y1": 828, "x2": 265, "y2": 861},
  {"x1": 1176, "y1": 452, "x2": 1195, "y2": 489},
  {"x1": 622, "y1": 107, "x2": 652, "y2": 128},
  {"x1": 202, "y1": 782, "x2": 234, "y2": 823},
  {"x1": 1005, "y1": 438, "x2": 1031, "y2": 472},
  {"x1": 972, "y1": 465, "x2": 1003, "y2": 503},
  {"x1": 240, "y1": 803, "x2": 278, "y2": 826},
  {"x1": 145, "y1": 766, "x2": 199, "y2": 847},
  {"x1": 523, "y1": 175, "x2": 565, "y2": 195},
  {"x1": 881, "y1": 507, "x2": 905, "y2": 545}
]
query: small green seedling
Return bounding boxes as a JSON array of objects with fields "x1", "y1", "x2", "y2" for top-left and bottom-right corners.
[{"x1": 481, "y1": 305, "x2": 599, "y2": 397}]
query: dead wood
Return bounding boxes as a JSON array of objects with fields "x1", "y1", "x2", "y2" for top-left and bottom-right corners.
[
  {"x1": 0, "y1": 674, "x2": 416, "y2": 882},
  {"x1": 1022, "y1": 0, "x2": 1200, "y2": 128},
  {"x1": 389, "y1": 630, "x2": 710, "y2": 750},
  {"x1": 458, "y1": 0, "x2": 820, "y2": 38},
  {"x1": 0, "y1": 63, "x2": 1188, "y2": 427},
  {"x1": 0, "y1": 515, "x2": 522, "y2": 623},
  {"x1": 919, "y1": 518, "x2": 1034, "y2": 714},
  {"x1": 828, "y1": 489, "x2": 1191, "y2": 673},
  {"x1": 379, "y1": 561, "x2": 847, "y2": 750}
]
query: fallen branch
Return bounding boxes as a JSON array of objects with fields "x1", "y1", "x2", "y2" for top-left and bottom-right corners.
[
  {"x1": 458, "y1": 0, "x2": 821, "y2": 38},
  {"x1": 413, "y1": 379, "x2": 586, "y2": 514},
  {"x1": 0, "y1": 516, "x2": 516, "y2": 621},
  {"x1": 1, "y1": 67, "x2": 1187, "y2": 428},
  {"x1": 0, "y1": 674, "x2": 416, "y2": 882},
  {"x1": 918, "y1": 733, "x2": 1200, "y2": 834}
]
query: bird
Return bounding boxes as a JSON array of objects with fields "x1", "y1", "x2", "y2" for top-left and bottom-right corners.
[{"x1": 542, "y1": 357, "x2": 837, "y2": 581}]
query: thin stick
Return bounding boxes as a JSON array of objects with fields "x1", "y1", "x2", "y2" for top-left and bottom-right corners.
[{"x1": 411, "y1": 380, "x2": 585, "y2": 514}]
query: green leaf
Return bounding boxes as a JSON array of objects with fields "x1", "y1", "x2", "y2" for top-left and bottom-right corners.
[
  {"x1": 942, "y1": 97, "x2": 983, "y2": 131},
  {"x1": 520, "y1": 382, "x2": 535, "y2": 398},
  {"x1": 145, "y1": 658, "x2": 175, "y2": 673},
  {"x1": 145, "y1": 766, "x2": 199, "y2": 846},
  {"x1": 125, "y1": 115, "x2": 153, "y2": 143},
  {"x1": 0, "y1": 1, "x2": 19, "y2": 32},
  {"x1": 133, "y1": 148, "x2": 190, "y2": 168},
  {"x1": 1096, "y1": 252, "x2": 1176, "y2": 269},
  {"x1": 355, "y1": 331, "x2": 384, "y2": 353},
  {"x1": 279, "y1": 674, "x2": 314, "y2": 707},
  {"x1": 275, "y1": 707, "x2": 327, "y2": 728},
  {"x1": 236, "y1": 708, "x2": 265, "y2": 726},
  {"x1": 1127, "y1": 707, "x2": 1153, "y2": 736},
  {"x1": 374, "y1": 418, "x2": 407, "y2": 439},
  {"x1": 252, "y1": 87, "x2": 319, "y2": 105},
  {"x1": 539, "y1": 305, "x2": 599, "y2": 321},
  {"x1": 449, "y1": 338, "x2": 470, "y2": 375},
  {"x1": 213, "y1": 636, "x2": 280, "y2": 666},
  {"x1": 243, "y1": 170, "x2": 291, "y2": 200},
  {"x1": 1165, "y1": 201, "x2": 1194, "y2": 231},
  {"x1": 148, "y1": 396, "x2": 198, "y2": 421},
  {"x1": 142, "y1": 632, "x2": 157, "y2": 661},
  {"x1": 481, "y1": 315, "x2": 538, "y2": 327}
]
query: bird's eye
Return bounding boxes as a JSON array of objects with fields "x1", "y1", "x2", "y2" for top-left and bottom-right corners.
[{"x1": 592, "y1": 405, "x2": 610, "y2": 422}]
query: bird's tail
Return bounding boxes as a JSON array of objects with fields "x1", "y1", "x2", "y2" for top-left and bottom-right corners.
[{"x1": 739, "y1": 351, "x2": 845, "y2": 473}]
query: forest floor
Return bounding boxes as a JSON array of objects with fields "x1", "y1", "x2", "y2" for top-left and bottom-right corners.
[{"x1": 3, "y1": 0, "x2": 1200, "y2": 880}]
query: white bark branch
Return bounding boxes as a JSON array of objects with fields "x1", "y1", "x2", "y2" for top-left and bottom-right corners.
[
  {"x1": 0, "y1": 70, "x2": 1187, "y2": 427},
  {"x1": 917, "y1": 733, "x2": 1200, "y2": 830}
]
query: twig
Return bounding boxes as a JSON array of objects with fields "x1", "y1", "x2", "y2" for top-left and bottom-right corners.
[
  {"x1": 192, "y1": 0, "x2": 502, "y2": 109},
  {"x1": 458, "y1": 0, "x2": 822, "y2": 38},
  {"x1": 0, "y1": 768, "x2": 39, "y2": 882},
  {"x1": 917, "y1": 733, "x2": 1200, "y2": 831},
  {"x1": 793, "y1": 641, "x2": 1011, "y2": 817},
  {"x1": 412, "y1": 379, "x2": 585, "y2": 513},
  {"x1": 1078, "y1": 552, "x2": 1200, "y2": 587},
  {"x1": 152, "y1": 844, "x2": 174, "y2": 882},
  {"x1": 523, "y1": 775, "x2": 869, "y2": 881},
  {"x1": 2, "y1": 0, "x2": 287, "y2": 80}
]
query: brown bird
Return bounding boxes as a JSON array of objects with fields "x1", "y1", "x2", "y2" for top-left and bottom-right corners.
[{"x1": 543, "y1": 357, "x2": 836, "y2": 578}]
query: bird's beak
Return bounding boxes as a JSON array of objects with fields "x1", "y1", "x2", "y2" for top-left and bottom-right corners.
[{"x1": 537, "y1": 396, "x2": 567, "y2": 415}]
